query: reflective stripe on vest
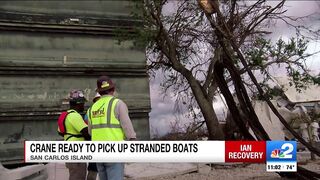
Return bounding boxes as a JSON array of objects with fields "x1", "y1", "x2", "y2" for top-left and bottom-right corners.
[
  {"x1": 91, "y1": 124, "x2": 122, "y2": 129},
  {"x1": 90, "y1": 96, "x2": 125, "y2": 141}
]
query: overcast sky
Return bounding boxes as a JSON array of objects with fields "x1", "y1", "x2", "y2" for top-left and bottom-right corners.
[
  {"x1": 148, "y1": 1, "x2": 320, "y2": 137},
  {"x1": 269, "y1": 1, "x2": 320, "y2": 74}
]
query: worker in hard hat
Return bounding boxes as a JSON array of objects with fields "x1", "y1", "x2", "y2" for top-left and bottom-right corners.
[
  {"x1": 60, "y1": 89, "x2": 91, "y2": 180},
  {"x1": 87, "y1": 76, "x2": 136, "y2": 180},
  {"x1": 93, "y1": 92, "x2": 101, "y2": 103}
]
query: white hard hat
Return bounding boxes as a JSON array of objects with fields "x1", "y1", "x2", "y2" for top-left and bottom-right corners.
[{"x1": 93, "y1": 92, "x2": 101, "y2": 102}]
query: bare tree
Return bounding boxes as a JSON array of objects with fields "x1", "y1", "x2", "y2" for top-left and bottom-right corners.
[
  {"x1": 140, "y1": 0, "x2": 226, "y2": 140},
  {"x1": 201, "y1": 0, "x2": 320, "y2": 178},
  {"x1": 125, "y1": 0, "x2": 320, "y2": 142},
  {"x1": 196, "y1": 0, "x2": 320, "y2": 150}
]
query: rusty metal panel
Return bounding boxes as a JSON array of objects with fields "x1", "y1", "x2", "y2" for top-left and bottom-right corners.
[{"x1": 0, "y1": 1, "x2": 150, "y2": 164}]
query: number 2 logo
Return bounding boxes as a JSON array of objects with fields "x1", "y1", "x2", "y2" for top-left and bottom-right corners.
[{"x1": 281, "y1": 143, "x2": 293, "y2": 159}]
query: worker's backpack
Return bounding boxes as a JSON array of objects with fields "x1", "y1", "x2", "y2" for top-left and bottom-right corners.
[{"x1": 57, "y1": 110, "x2": 75, "y2": 136}]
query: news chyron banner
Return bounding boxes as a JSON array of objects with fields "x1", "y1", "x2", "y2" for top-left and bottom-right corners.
[
  {"x1": 25, "y1": 141, "x2": 297, "y2": 172},
  {"x1": 25, "y1": 141, "x2": 225, "y2": 163}
]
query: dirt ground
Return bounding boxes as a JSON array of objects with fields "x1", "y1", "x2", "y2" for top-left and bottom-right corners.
[{"x1": 154, "y1": 161, "x2": 320, "y2": 180}]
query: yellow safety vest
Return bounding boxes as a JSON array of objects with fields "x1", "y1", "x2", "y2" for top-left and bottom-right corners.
[
  {"x1": 88, "y1": 96, "x2": 125, "y2": 141},
  {"x1": 63, "y1": 110, "x2": 87, "y2": 141}
]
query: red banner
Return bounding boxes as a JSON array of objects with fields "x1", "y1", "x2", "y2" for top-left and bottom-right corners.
[{"x1": 225, "y1": 141, "x2": 266, "y2": 163}]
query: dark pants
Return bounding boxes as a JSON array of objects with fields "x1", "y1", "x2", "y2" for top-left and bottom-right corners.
[
  {"x1": 87, "y1": 163, "x2": 98, "y2": 180},
  {"x1": 65, "y1": 163, "x2": 87, "y2": 180}
]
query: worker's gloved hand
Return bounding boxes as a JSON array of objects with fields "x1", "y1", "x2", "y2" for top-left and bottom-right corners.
[{"x1": 80, "y1": 127, "x2": 91, "y2": 141}]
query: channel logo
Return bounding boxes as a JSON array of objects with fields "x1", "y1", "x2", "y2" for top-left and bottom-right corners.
[
  {"x1": 267, "y1": 141, "x2": 296, "y2": 162},
  {"x1": 266, "y1": 141, "x2": 297, "y2": 172},
  {"x1": 271, "y1": 149, "x2": 284, "y2": 158}
]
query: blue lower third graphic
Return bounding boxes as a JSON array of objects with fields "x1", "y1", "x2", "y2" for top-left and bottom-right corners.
[{"x1": 266, "y1": 141, "x2": 297, "y2": 172}]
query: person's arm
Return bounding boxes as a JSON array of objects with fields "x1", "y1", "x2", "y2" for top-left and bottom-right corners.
[
  {"x1": 80, "y1": 127, "x2": 91, "y2": 141},
  {"x1": 116, "y1": 100, "x2": 136, "y2": 140},
  {"x1": 86, "y1": 110, "x2": 92, "y2": 136}
]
